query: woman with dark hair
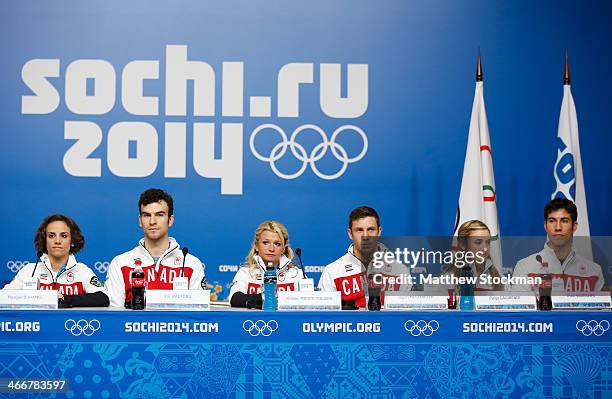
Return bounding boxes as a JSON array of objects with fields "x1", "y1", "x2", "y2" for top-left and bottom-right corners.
[
  {"x1": 3, "y1": 214, "x2": 109, "y2": 307},
  {"x1": 229, "y1": 220, "x2": 304, "y2": 309}
]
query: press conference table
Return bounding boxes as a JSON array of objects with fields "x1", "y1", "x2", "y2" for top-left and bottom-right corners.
[{"x1": 1, "y1": 309, "x2": 610, "y2": 398}]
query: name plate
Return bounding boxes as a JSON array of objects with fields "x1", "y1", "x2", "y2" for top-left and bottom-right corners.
[
  {"x1": 552, "y1": 292, "x2": 612, "y2": 310},
  {"x1": 22, "y1": 277, "x2": 39, "y2": 290},
  {"x1": 277, "y1": 291, "x2": 341, "y2": 311},
  {"x1": 384, "y1": 294, "x2": 448, "y2": 310},
  {"x1": 146, "y1": 289, "x2": 210, "y2": 311},
  {"x1": 0, "y1": 290, "x2": 58, "y2": 310},
  {"x1": 474, "y1": 292, "x2": 537, "y2": 311},
  {"x1": 298, "y1": 278, "x2": 315, "y2": 292},
  {"x1": 172, "y1": 277, "x2": 188, "y2": 290}
]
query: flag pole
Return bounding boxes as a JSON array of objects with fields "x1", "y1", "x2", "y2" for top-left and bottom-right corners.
[
  {"x1": 563, "y1": 49, "x2": 570, "y2": 85},
  {"x1": 476, "y1": 47, "x2": 483, "y2": 82}
]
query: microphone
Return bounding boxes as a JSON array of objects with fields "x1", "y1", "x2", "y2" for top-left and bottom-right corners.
[
  {"x1": 294, "y1": 248, "x2": 308, "y2": 279},
  {"x1": 181, "y1": 247, "x2": 189, "y2": 277},
  {"x1": 535, "y1": 255, "x2": 552, "y2": 311},
  {"x1": 31, "y1": 251, "x2": 43, "y2": 277}
]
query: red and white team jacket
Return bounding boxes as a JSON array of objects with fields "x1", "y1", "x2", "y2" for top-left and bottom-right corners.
[
  {"x1": 3, "y1": 254, "x2": 106, "y2": 296},
  {"x1": 317, "y1": 244, "x2": 412, "y2": 307},
  {"x1": 229, "y1": 255, "x2": 305, "y2": 301},
  {"x1": 105, "y1": 237, "x2": 206, "y2": 307},
  {"x1": 512, "y1": 244, "x2": 604, "y2": 293}
]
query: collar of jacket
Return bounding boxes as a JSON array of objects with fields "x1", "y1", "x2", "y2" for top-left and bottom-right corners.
[
  {"x1": 253, "y1": 254, "x2": 293, "y2": 272},
  {"x1": 541, "y1": 241, "x2": 576, "y2": 269},
  {"x1": 41, "y1": 253, "x2": 78, "y2": 276},
  {"x1": 347, "y1": 242, "x2": 389, "y2": 268},
  {"x1": 138, "y1": 236, "x2": 181, "y2": 267}
]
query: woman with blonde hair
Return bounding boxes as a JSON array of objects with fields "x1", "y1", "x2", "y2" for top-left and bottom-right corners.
[
  {"x1": 445, "y1": 220, "x2": 504, "y2": 292},
  {"x1": 229, "y1": 221, "x2": 304, "y2": 308}
]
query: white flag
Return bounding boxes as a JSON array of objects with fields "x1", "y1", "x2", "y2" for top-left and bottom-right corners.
[
  {"x1": 455, "y1": 81, "x2": 503, "y2": 270},
  {"x1": 552, "y1": 84, "x2": 592, "y2": 258}
]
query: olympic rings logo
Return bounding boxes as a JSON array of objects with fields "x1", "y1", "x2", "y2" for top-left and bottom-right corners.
[
  {"x1": 576, "y1": 320, "x2": 610, "y2": 337},
  {"x1": 64, "y1": 319, "x2": 101, "y2": 337},
  {"x1": 242, "y1": 319, "x2": 279, "y2": 337},
  {"x1": 6, "y1": 261, "x2": 29, "y2": 273},
  {"x1": 94, "y1": 261, "x2": 110, "y2": 274},
  {"x1": 250, "y1": 124, "x2": 368, "y2": 180},
  {"x1": 404, "y1": 320, "x2": 439, "y2": 337}
]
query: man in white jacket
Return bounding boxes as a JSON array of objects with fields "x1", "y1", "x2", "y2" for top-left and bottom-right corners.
[
  {"x1": 105, "y1": 189, "x2": 206, "y2": 308},
  {"x1": 512, "y1": 198, "x2": 604, "y2": 293},
  {"x1": 318, "y1": 206, "x2": 411, "y2": 309}
]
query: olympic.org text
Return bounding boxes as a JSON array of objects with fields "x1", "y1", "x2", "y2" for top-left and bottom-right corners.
[
  {"x1": 373, "y1": 248, "x2": 486, "y2": 268},
  {"x1": 463, "y1": 322, "x2": 553, "y2": 333},
  {"x1": 125, "y1": 322, "x2": 219, "y2": 333},
  {"x1": 303, "y1": 322, "x2": 381, "y2": 333},
  {"x1": 0, "y1": 322, "x2": 40, "y2": 332}
]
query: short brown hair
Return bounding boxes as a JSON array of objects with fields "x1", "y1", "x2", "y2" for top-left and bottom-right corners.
[
  {"x1": 34, "y1": 214, "x2": 85, "y2": 254},
  {"x1": 348, "y1": 206, "x2": 380, "y2": 229}
]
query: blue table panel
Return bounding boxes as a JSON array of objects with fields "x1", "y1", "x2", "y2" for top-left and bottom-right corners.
[{"x1": 0, "y1": 310, "x2": 610, "y2": 398}]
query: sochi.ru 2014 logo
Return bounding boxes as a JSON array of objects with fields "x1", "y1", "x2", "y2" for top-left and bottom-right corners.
[
  {"x1": 575, "y1": 320, "x2": 610, "y2": 337},
  {"x1": 64, "y1": 319, "x2": 101, "y2": 337},
  {"x1": 242, "y1": 319, "x2": 279, "y2": 337},
  {"x1": 404, "y1": 320, "x2": 439, "y2": 337},
  {"x1": 21, "y1": 45, "x2": 369, "y2": 195}
]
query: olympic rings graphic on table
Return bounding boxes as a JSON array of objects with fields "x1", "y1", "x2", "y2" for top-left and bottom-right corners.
[
  {"x1": 242, "y1": 319, "x2": 279, "y2": 337},
  {"x1": 249, "y1": 124, "x2": 368, "y2": 180},
  {"x1": 64, "y1": 319, "x2": 101, "y2": 337},
  {"x1": 94, "y1": 261, "x2": 110, "y2": 274},
  {"x1": 6, "y1": 261, "x2": 29, "y2": 273},
  {"x1": 404, "y1": 320, "x2": 440, "y2": 337},
  {"x1": 576, "y1": 320, "x2": 610, "y2": 337}
]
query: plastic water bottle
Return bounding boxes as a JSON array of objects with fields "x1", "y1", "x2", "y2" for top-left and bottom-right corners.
[
  {"x1": 537, "y1": 255, "x2": 552, "y2": 311},
  {"x1": 459, "y1": 266, "x2": 475, "y2": 311},
  {"x1": 263, "y1": 262, "x2": 277, "y2": 311},
  {"x1": 131, "y1": 263, "x2": 146, "y2": 310}
]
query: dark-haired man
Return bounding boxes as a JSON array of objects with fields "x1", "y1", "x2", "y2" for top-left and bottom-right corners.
[
  {"x1": 512, "y1": 198, "x2": 604, "y2": 292},
  {"x1": 318, "y1": 206, "x2": 411, "y2": 308},
  {"x1": 106, "y1": 189, "x2": 207, "y2": 308}
]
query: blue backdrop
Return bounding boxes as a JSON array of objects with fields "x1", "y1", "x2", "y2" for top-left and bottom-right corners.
[{"x1": 1, "y1": 1, "x2": 611, "y2": 294}]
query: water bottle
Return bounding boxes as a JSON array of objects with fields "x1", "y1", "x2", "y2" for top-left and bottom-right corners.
[
  {"x1": 459, "y1": 266, "x2": 475, "y2": 311},
  {"x1": 537, "y1": 255, "x2": 552, "y2": 311},
  {"x1": 263, "y1": 262, "x2": 277, "y2": 311},
  {"x1": 131, "y1": 263, "x2": 146, "y2": 310}
]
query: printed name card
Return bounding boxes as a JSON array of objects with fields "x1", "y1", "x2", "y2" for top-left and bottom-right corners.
[
  {"x1": 298, "y1": 278, "x2": 315, "y2": 291},
  {"x1": 0, "y1": 290, "x2": 58, "y2": 310},
  {"x1": 474, "y1": 292, "x2": 537, "y2": 311},
  {"x1": 384, "y1": 294, "x2": 448, "y2": 310},
  {"x1": 552, "y1": 292, "x2": 611, "y2": 310},
  {"x1": 146, "y1": 289, "x2": 210, "y2": 310},
  {"x1": 277, "y1": 291, "x2": 341, "y2": 311}
]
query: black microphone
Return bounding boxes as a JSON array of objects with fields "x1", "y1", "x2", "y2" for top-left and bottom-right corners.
[
  {"x1": 31, "y1": 251, "x2": 43, "y2": 278},
  {"x1": 181, "y1": 247, "x2": 189, "y2": 277},
  {"x1": 536, "y1": 255, "x2": 543, "y2": 264},
  {"x1": 294, "y1": 248, "x2": 308, "y2": 279}
]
